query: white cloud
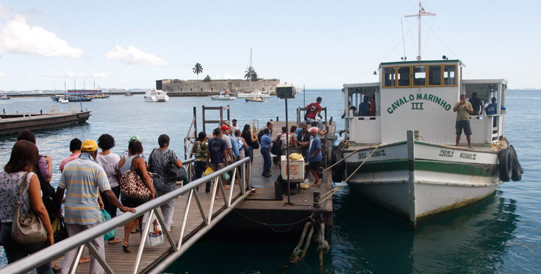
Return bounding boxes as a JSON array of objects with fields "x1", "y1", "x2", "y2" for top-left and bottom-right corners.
[
  {"x1": 93, "y1": 72, "x2": 108, "y2": 79},
  {"x1": 66, "y1": 70, "x2": 86, "y2": 78},
  {"x1": 105, "y1": 45, "x2": 167, "y2": 66},
  {"x1": 0, "y1": 14, "x2": 83, "y2": 58}
]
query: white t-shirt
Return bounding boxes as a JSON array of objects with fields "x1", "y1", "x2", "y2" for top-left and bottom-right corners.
[{"x1": 96, "y1": 153, "x2": 121, "y2": 188}]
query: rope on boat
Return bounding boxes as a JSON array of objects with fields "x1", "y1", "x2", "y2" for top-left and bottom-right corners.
[
  {"x1": 316, "y1": 144, "x2": 381, "y2": 205},
  {"x1": 321, "y1": 143, "x2": 381, "y2": 174}
]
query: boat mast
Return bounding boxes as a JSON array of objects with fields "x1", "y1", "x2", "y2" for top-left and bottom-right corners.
[
  {"x1": 249, "y1": 48, "x2": 252, "y2": 92},
  {"x1": 405, "y1": 0, "x2": 435, "y2": 61}
]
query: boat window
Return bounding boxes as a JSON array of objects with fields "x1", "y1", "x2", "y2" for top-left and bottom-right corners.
[
  {"x1": 444, "y1": 65, "x2": 456, "y2": 85},
  {"x1": 428, "y1": 65, "x2": 442, "y2": 86},
  {"x1": 413, "y1": 66, "x2": 426, "y2": 86},
  {"x1": 383, "y1": 67, "x2": 396, "y2": 87},
  {"x1": 397, "y1": 66, "x2": 411, "y2": 87}
]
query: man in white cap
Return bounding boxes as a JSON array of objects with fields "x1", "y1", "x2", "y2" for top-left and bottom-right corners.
[{"x1": 55, "y1": 139, "x2": 135, "y2": 274}]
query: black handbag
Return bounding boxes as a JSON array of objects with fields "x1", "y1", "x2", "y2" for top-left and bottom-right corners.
[
  {"x1": 166, "y1": 161, "x2": 186, "y2": 182},
  {"x1": 52, "y1": 217, "x2": 69, "y2": 243}
]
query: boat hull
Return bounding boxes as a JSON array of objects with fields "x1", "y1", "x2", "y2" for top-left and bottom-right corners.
[{"x1": 343, "y1": 140, "x2": 501, "y2": 223}]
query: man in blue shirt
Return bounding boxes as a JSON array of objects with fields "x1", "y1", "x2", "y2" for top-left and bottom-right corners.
[
  {"x1": 260, "y1": 128, "x2": 273, "y2": 177},
  {"x1": 208, "y1": 128, "x2": 228, "y2": 197},
  {"x1": 308, "y1": 127, "x2": 322, "y2": 186},
  {"x1": 359, "y1": 96, "x2": 370, "y2": 116},
  {"x1": 485, "y1": 97, "x2": 506, "y2": 127}
]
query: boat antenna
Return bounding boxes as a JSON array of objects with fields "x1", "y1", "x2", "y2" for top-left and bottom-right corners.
[
  {"x1": 400, "y1": 18, "x2": 407, "y2": 61},
  {"x1": 405, "y1": 0, "x2": 435, "y2": 61}
]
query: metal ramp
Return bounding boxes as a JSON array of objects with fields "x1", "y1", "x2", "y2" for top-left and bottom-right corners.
[{"x1": 0, "y1": 158, "x2": 252, "y2": 274}]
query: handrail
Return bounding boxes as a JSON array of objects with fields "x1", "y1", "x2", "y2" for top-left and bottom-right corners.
[{"x1": 0, "y1": 157, "x2": 252, "y2": 274}]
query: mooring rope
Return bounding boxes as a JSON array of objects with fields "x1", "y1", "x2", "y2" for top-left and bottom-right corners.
[{"x1": 317, "y1": 144, "x2": 381, "y2": 204}]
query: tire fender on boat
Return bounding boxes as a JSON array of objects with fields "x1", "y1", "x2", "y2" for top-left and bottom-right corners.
[
  {"x1": 509, "y1": 145, "x2": 523, "y2": 181},
  {"x1": 498, "y1": 148, "x2": 513, "y2": 182}
]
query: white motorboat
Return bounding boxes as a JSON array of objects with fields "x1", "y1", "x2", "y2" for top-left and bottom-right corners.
[
  {"x1": 237, "y1": 91, "x2": 271, "y2": 98},
  {"x1": 334, "y1": 2, "x2": 522, "y2": 225},
  {"x1": 210, "y1": 90, "x2": 235, "y2": 100},
  {"x1": 144, "y1": 90, "x2": 169, "y2": 102}
]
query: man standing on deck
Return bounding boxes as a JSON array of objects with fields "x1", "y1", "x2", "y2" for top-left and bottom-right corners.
[
  {"x1": 308, "y1": 127, "x2": 322, "y2": 186},
  {"x1": 220, "y1": 125, "x2": 235, "y2": 164},
  {"x1": 470, "y1": 92, "x2": 484, "y2": 115},
  {"x1": 296, "y1": 122, "x2": 311, "y2": 159},
  {"x1": 305, "y1": 97, "x2": 323, "y2": 123},
  {"x1": 55, "y1": 139, "x2": 135, "y2": 274},
  {"x1": 453, "y1": 94, "x2": 474, "y2": 149},
  {"x1": 260, "y1": 128, "x2": 273, "y2": 177}
]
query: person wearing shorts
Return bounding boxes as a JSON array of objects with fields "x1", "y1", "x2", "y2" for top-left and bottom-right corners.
[{"x1": 453, "y1": 94, "x2": 474, "y2": 149}]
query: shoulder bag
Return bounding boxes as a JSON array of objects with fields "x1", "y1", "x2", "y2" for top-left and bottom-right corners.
[
  {"x1": 52, "y1": 216, "x2": 69, "y2": 243},
  {"x1": 166, "y1": 160, "x2": 186, "y2": 183},
  {"x1": 120, "y1": 156, "x2": 152, "y2": 199},
  {"x1": 11, "y1": 172, "x2": 48, "y2": 244}
]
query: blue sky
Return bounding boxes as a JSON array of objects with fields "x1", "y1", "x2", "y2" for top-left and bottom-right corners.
[{"x1": 0, "y1": 0, "x2": 539, "y2": 91}]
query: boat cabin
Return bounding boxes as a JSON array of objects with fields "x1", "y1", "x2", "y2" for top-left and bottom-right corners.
[{"x1": 343, "y1": 59, "x2": 507, "y2": 146}]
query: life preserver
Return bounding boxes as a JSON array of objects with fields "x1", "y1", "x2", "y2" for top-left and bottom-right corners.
[
  {"x1": 331, "y1": 148, "x2": 345, "y2": 182},
  {"x1": 498, "y1": 148, "x2": 512, "y2": 182},
  {"x1": 509, "y1": 145, "x2": 523, "y2": 181}
]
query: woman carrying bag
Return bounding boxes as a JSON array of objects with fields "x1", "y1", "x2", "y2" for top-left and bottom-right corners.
[
  {"x1": 118, "y1": 139, "x2": 155, "y2": 252},
  {"x1": 147, "y1": 134, "x2": 182, "y2": 232},
  {"x1": 0, "y1": 140, "x2": 54, "y2": 273}
]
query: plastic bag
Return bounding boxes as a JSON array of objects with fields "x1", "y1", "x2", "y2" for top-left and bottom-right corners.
[
  {"x1": 142, "y1": 213, "x2": 164, "y2": 247},
  {"x1": 101, "y1": 210, "x2": 116, "y2": 241},
  {"x1": 222, "y1": 172, "x2": 230, "y2": 181},
  {"x1": 204, "y1": 167, "x2": 214, "y2": 176}
]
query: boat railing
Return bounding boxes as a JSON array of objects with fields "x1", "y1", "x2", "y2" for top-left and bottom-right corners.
[{"x1": 0, "y1": 157, "x2": 253, "y2": 274}]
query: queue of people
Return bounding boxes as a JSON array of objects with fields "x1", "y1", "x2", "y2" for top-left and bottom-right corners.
[{"x1": 0, "y1": 130, "x2": 189, "y2": 273}]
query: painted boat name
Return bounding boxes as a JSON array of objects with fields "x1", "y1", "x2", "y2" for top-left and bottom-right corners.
[
  {"x1": 439, "y1": 149, "x2": 476, "y2": 160},
  {"x1": 387, "y1": 93, "x2": 452, "y2": 114},
  {"x1": 358, "y1": 149, "x2": 386, "y2": 159}
]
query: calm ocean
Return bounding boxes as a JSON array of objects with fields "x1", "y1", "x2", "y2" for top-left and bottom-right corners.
[{"x1": 0, "y1": 89, "x2": 539, "y2": 273}]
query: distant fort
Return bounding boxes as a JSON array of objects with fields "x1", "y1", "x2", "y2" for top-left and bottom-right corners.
[{"x1": 156, "y1": 79, "x2": 280, "y2": 96}]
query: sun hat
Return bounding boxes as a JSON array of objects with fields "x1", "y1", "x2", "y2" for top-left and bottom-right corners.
[
  {"x1": 81, "y1": 139, "x2": 98, "y2": 152},
  {"x1": 309, "y1": 127, "x2": 319, "y2": 133},
  {"x1": 221, "y1": 125, "x2": 230, "y2": 131}
]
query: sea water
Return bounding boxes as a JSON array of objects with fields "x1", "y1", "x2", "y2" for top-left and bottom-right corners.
[{"x1": 0, "y1": 90, "x2": 539, "y2": 273}]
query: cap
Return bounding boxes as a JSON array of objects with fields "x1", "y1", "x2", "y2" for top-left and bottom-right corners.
[
  {"x1": 81, "y1": 139, "x2": 98, "y2": 152},
  {"x1": 221, "y1": 125, "x2": 230, "y2": 131},
  {"x1": 129, "y1": 135, "x2": 141, "y2": 143},
  {"x1": 309, "y1": 127, "x2": 319, "y2": 133}
]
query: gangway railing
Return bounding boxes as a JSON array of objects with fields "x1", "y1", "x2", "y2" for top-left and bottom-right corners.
[{"x1": 0, "y1": 157, "x2": 252, "y2": 274}]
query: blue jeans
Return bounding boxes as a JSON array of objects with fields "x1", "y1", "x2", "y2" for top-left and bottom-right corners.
[
  {"x1": 245, "y1": 146, "x2": 254, "y2": 164},
  {"x1": 0, "y1": 222, "x2": 53, "y2": 274},
  {"x1": 261, "y1": 147, "x2": 271, "y2": 176}
]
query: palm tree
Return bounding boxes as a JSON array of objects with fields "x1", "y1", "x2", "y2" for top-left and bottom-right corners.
[
  {"x1": 244, "y1": 66, "x2": 258, "y2": 81},
  {"x1": 193, "y1": 63, "x2": 203, "y2": 80}
]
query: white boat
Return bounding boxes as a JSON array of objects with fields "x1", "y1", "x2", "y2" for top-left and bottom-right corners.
[
  {"x1": 1, "y1": 94, "x2": 10, "y2": 100},
  {"x1": 58, "y1": 97, "x2": 69, "y2": 104},
  {"x1": 237, "y1": 91, "x2": 271, "y2": 98},
  {"x1": 334, "y1": 2, "x2": 522, "y2": 225},
  {"x1": 144, "y1": 90, "x2": 169, "y2": 102},
  {"x1": 210, "y1": 90, "x2": 235, "y2": 100}
]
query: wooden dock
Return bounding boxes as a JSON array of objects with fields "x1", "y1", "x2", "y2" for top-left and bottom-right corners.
[{"x1": 0, "y1": 111, "x2": 90, "y2": 136}]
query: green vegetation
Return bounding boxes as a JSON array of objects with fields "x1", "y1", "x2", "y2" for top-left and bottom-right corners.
[
  {"x1": 203, "y1": 75, "x2": 211, "y2": 82},
  {"x1": 193, "y1": 63, "x2": 203, "y2": 80},
  {"x1": 244, "y1": 66, "x2": 259, "y2": 81}
]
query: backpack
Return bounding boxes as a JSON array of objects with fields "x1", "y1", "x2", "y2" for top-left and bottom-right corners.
[
  {"x1": 271, "y1": 138, "x2": 282, "y2": 155},
  {"x1": 34, "y1": 156, "x2": 58, "y2": 222}
]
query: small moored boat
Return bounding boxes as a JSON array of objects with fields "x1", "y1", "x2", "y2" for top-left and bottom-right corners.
[
  {"x1": 144, "y1": 90, "x2": 169, "y2": 102},
  {"x1": 210, "y1": 90, "x2": 235, "y2": 100},
  {"x1": 245, "y1": 97, "x2": 265, "y2": 103}
]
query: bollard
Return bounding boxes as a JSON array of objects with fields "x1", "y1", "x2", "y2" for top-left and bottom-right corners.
[{"x1": 313, "y1": 191, "x2": 320, "y2": 208}]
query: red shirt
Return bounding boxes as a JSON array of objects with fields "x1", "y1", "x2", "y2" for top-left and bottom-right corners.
[{"x1": 306, "y1": 102, "x2": 321, "y2": 119}]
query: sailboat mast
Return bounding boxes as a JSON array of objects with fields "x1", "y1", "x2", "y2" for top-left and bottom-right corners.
[{"x1": 249, "y1": 48, "x2": 252, "y2": 92}]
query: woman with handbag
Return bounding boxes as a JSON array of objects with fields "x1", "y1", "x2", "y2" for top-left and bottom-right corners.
[
  {"x1": 147, "y1": 134, "x2": 182, "y2": 232},
  {"x1": 0, "y1": 140, "x2": 54, "y2": 273},
  {"x1": 118, "y1": 139, "x2": 155, "y2": 252},
  {"x1": 241, "y1": 124, "x2": 258, "y2": 164}
]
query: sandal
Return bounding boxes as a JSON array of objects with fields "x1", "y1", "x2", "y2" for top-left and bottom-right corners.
[
  {"x1": 130, "y1": 228, "x2": 140, "y2": 234},
  {"x1": 108, "y1": 238, "x2": 122, "y2": 244},
  {"x1": 79, "y1": 256, "x2": 91, "y2": 264},
  {"x1": 122, "y1": 243, "x2": 131, "y2": 253},
  {"x1": 52, "y1": 264, "x2": 62, "y2": 273}
]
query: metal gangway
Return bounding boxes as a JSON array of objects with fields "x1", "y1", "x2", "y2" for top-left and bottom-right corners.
[{"x1": 0, "y1": 158, "x2": 252, "y2": 274}]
